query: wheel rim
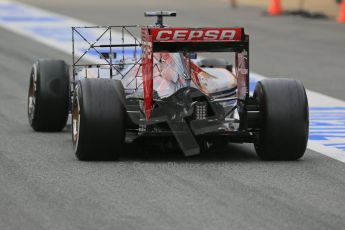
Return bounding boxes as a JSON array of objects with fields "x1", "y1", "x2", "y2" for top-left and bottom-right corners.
[
  {"x1": 72, "y1": 89, "x2": 81, "y2": 153},
  {"x1": 28, "y1": 68, "x2": 37, "y2": 124}
]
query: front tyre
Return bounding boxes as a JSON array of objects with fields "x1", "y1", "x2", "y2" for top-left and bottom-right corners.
[
  {"x1": 253, "y1": 78, "x2": 309, "y2": 161},
  {"x1": 72, "y1": 79, "x2": 126, "y2": 161},
  {"x1": 28, "y1": 59, "x2": 70, "y2": 131}
]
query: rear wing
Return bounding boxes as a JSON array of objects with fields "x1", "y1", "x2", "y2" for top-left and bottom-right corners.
[
  {"x1": 141, "y1": 27, "x2": 249, "y2": 121},
  {"x1": 144, "y1": 27, "x2": 246, "y2": 52}
]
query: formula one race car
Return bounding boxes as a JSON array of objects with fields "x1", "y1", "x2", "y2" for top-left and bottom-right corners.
[{"x1": 27, "y1": 11, "x2": 309, "y2": 161}]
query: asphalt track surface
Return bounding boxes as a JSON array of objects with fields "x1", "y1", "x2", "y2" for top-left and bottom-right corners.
[{"x1": 0, "y1": 1, "x2": 345, "y2": 229}]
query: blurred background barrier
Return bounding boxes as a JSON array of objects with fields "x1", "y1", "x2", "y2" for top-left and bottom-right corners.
[
  {"x1": 230, "y1": 0, "x2": 238, "y2": 8},
  {"x1": 231, "y1": 0, "x2": 342, "y2": 22}
]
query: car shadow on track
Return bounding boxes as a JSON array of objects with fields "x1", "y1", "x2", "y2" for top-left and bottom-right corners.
[
  {"x1": 120, "y1": 142, "x2": 258, "y2": 163},
  {"x1": 63, "y1": 125, "x2": 258, "y2": 162}
]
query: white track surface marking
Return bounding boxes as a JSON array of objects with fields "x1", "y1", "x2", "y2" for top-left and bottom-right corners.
[{"x1": 1, "y1": 0, "x2": 345, "y2": 163}]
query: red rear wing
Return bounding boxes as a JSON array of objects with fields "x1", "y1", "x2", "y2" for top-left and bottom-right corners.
[{"x1": 141, "y1": 27, "x2": 249, "y2": 121}]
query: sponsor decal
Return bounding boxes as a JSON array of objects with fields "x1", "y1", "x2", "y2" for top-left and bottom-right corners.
[{"x1": 151, "y1": 28, "x2": 242, "y2": 42}]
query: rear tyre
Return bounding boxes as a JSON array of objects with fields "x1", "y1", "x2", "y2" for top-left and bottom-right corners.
[
  {"x1": 72, "y1": 79, "x2": 126, "y2": 161},
  {"x1": 253, "y1": 78, "x2": 309, "y2": 161},
  {"x1": 28, "y1": 59, "x2": 69, "y2": 131}
]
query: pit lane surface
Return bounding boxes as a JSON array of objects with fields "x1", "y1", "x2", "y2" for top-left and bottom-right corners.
[{"x1": 0, "y1": 1, "x2": 345, "y2": 229}]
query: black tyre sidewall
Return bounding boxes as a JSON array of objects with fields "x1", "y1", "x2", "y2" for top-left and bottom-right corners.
[
  {"x1": 254, "y1": 79, "x2": 309, "y2": 160},
  {"x1": 28, "y1": 59, "x2": 69, "y2": 131},
  {"x1": 74, "y1": 79, "x2": 126, "y2": 161}
]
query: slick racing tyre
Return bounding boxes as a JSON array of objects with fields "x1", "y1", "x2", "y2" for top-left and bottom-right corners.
[
  {"x1": 72, "y1": 79, "x2": 126, "y2": 161},
  {"x1": 28, "y1": 59, "x2": 70, "y2": 131},
  {"x1": 253, "y1": 78, "x2": 309, "y2": 161}
]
